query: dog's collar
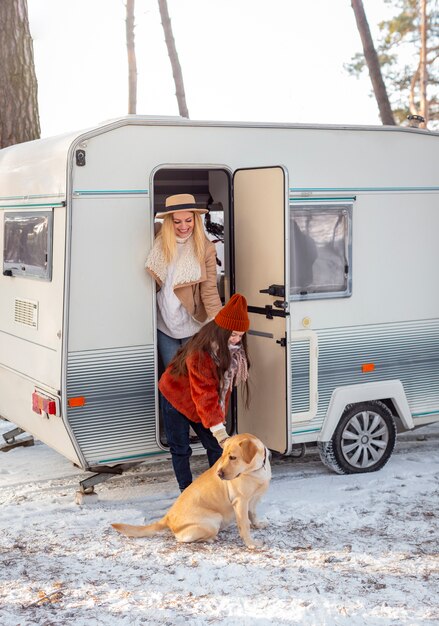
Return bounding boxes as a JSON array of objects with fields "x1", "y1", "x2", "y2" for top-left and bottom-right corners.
[
  {"x1": 236, "y1": 447, "x2": 269, "y2": 478},
  {"x1": 252, "y1": 446, "x2": 268, "y2": 473}
]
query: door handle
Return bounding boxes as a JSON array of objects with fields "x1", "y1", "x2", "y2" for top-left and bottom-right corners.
[{"x1": 259, "y1": 284, "x2": 285, "y2": 297}]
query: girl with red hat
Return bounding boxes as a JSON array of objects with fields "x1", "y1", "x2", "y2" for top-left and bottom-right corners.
[{"x1": 159, "y1": 293, "x2": 251, "y2": 491}]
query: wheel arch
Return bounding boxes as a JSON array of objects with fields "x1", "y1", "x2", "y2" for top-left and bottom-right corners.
[{"x1": 318, "y1": 380, "x2": 414, "y2": 443}]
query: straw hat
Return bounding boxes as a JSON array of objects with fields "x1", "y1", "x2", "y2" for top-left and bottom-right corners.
[
  {"x1": 155, "y1": 193, "x2": 208, "y2": 219},
  {"x1": 214, "y1": 294, "x2": 250, "y2": 332}
]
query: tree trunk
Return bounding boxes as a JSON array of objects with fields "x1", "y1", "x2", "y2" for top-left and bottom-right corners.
[
  {"x1": 409, "y1": 64, "x2": 420, "y2": 115},
  {"x1": 157, "y1": 0, "x2": 189, "y2": 118},
  {"x1": 0, "y1": 0, "x2": 40, "y2": 147},
  {"x1": 126, "y1": 0, "x2": 137, "y2": 114},
  {"x1": 419, "y1": 0, "x2": 428, "y2": 124},
  {"x1": 351, "y1": 0, "x2": 396, "y2": 125}
]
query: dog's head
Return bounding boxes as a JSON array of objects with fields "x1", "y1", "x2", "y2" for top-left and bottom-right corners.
[{"x1": 216, "y1": 433, "x2": 266, "y2": 481}]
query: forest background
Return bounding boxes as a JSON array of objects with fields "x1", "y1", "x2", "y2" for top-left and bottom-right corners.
[{"x1": 0, "y1": 0, "x2": 438, "y2": 148}]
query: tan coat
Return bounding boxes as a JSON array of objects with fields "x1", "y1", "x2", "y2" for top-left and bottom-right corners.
[{"x1": 146, "y1": 237, "x2": 222, "y2": 323}]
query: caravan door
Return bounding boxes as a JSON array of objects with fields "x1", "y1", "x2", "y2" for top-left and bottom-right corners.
[{"x1": 233, "y1": 166, "x2": 291, "y2": 453}]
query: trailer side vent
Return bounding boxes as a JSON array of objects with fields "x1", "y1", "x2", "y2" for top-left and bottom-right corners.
[{"x1": 14, "y1": 298, "x2": 38, "y2": 329}]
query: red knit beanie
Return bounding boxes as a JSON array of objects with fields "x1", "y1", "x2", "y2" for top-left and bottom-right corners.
[{"x1": 214, "y1": 293, "x2": 250, "y2": 332}]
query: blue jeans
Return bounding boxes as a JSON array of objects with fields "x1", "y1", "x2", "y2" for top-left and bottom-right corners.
[
  {"x1": 161, "y1": 395, "x2": 223, "y2": 491},
  {"x1": 157, "y1": 330, "x2": 192, "y2": 368}
]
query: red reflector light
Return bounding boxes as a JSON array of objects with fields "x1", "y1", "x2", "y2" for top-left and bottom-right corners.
[{"x1": 32, "y1": 391, "x2": 58, "y2": 415}]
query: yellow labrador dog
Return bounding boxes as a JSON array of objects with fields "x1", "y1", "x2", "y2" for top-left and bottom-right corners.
[{"x1": 112, "y1": 433, "x2": 271, "y2": 549}]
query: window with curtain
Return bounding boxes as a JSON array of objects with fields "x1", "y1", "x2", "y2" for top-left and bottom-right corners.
[
  {"x1": 290, "y1": 204, "x2": 352, "y2": 300},
  {"x1": 3, "y1": 211, "x2": 53, "y2": 280}
]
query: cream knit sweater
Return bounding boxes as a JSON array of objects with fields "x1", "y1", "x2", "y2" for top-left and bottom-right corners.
[{"x1": 156, "y1": 238, "x2": 202, "y2": 339}]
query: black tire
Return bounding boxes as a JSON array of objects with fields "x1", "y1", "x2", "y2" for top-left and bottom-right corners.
[{"x1": 330, "y1": 400, "x2": 396, "y2": 474}]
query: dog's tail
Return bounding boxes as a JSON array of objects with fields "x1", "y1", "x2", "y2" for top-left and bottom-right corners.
[{"x1": 111, "y1": 518, "x2": 168, "y2": 538}]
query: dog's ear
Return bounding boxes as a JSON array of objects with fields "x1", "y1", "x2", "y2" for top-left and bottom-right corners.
[{"x1": 239, "y1": 438, "x2": 258, "y2": 464}]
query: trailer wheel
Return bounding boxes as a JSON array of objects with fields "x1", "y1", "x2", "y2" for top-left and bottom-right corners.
[{"x1": 324, "y1": 401, "x2": 396, "y2": 474}]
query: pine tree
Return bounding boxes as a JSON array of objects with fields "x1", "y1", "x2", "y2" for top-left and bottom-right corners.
[
  {"x1": 157, "y1": 0, "x2": 189, "y2": 118},
  {"x1": 351, "y1": 0, "x2": 396, "y2": 125},
  {"x1": 0, "y1": 0, "x2": 40, "y2": 147},
  {"x1": 348, "y1": 0, "x2": 438, "y2": 127},
  {"x1": 126, "y1": 0, "x2": 137, "y2": 114}
]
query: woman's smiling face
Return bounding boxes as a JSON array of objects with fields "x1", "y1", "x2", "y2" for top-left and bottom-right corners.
[{"x1": 172, "y1": 211, "x2": 194, "y2": 238}]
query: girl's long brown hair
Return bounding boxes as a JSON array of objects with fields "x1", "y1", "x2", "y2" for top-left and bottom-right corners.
[{"x1": 169, "y1": 321, "x2": 251, "y2": 408}]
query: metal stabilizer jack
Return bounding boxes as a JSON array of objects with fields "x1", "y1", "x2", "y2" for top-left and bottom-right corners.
[
  {"x1": 75, "y1": 461, "x2": 144, "y2": 505},
  {"x1": 1, "y1": 426, "x2": 34, "y2": 452},
  {"x1": 78, "y1": 461, "x2": 144, "y2": 493},
  {"x1": 291, "y1": 443, "x2": 306, "y2": 458}
]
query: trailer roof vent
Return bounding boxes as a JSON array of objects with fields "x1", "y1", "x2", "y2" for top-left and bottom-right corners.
[
  {"x1": 407, "y1": 114, "x2": 425, "y2": 128},
  {"x1": 14, "y1": 298, "x2": 38, "y2": 329}
]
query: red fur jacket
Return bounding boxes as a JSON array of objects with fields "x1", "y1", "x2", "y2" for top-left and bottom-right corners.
[{"x1": 158, "y1": 351, "x2": 231, "y2": 429}]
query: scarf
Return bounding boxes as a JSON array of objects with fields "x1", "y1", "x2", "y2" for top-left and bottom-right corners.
[
  {"x1": 145, "y1": 234, "x2": 201, "y2": 286},
  {"x1": 213, "y1": 343, "x2": 249, "y2": 411}
]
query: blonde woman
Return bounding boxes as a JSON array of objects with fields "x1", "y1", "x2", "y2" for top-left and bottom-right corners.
[{"x1": 146, "y1": 193, "x2": 222, "y2": 367}]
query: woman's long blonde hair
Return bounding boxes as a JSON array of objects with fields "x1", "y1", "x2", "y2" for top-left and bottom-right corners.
[{"x1": 158, "y1": 212, "x2": 206, "y2": 264}]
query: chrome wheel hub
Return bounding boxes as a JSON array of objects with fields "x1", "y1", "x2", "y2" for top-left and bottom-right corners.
[{"x1": 341, "y1": 410, "x2": 389, "y2": 469}]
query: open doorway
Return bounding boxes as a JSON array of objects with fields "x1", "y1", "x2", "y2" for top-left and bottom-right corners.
[{"x1": 152, "y1": 166, "x2": 232, "y2": 445}]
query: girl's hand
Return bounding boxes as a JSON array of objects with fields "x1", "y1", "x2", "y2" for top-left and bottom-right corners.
[{"x1": 210, "y1": 425, "x2": 229, "y2": 447}]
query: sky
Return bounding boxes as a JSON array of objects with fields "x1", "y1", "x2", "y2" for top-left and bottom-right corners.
[
  {"x1": 1, "y1": 416, "x2": 438, "y2": 624},
  {"x1": 27, "y1": 0, "x2": 395, "y2": 138}
]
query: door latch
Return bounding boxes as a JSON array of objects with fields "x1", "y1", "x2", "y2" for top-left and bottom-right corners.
[
  {"x1": 276, "y1": 337, "x2": 286, "y2": 347},
  {"x1": 273, "y1": 300, "x2": 288, "y2": 310},
  {"x1": 260, "y1": 284, "x2": 285, "y2": 297},
  {"x1": 247, "y1": 304, "x2": 289, "y2": 319}
]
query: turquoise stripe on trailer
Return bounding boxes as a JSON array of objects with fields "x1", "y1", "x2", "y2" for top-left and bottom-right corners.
[{"x1": 74, "y1": 189, "x2": 149, "y2": 195}]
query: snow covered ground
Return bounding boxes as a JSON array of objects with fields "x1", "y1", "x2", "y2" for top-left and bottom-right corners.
[{"x1": 0, "y1": 417, "x2": 438, "y2": 626}]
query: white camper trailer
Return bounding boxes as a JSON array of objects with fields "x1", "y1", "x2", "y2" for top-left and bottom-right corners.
[{"x1": 1, "y1": 116, "x2": 438, "y2": 485}]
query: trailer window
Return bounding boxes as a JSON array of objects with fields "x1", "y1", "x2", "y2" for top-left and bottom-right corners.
[
  {"x1": 290, "y1": 204, "x2": 352, "y2": 300},
  {"x1": 3, "y1": 211, "x2": 53, "y2": 280}
]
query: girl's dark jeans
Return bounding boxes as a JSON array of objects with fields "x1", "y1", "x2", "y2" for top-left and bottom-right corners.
[{"x1": 161, "y1": 395, "x2": 223, "y2": 491}]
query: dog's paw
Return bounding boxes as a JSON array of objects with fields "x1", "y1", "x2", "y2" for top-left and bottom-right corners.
[
  {"x1": 246, "y1": 538, "x2": 263, "y2": 550},
  {"x1": 250, "y1": 520, "x2": 268, "y2": 530}
]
